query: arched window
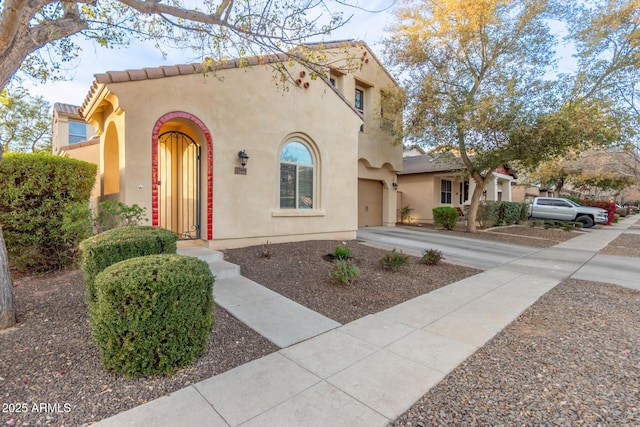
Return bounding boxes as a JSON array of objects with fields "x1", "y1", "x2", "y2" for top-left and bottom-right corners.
[{"x1": 280, "y1": 141, "x2": 314, "y2": 209}]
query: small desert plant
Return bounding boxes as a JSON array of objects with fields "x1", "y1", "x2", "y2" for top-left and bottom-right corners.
[
  {"x1": 333, "y1": 244, "x2": 352, "y2": 260},
  {"x1": 380, "y1": 248, "x2": 409, "y2": 271},
  {"x1": 330, "y1": 259, "x2": 360, "y2": 285},
  {"x1": 432, "y1": 206, "x2": 459, "y2": 230},
  {"x1": 259, "y1": 240, "x2": 271, "y2": 258},
  {"x1": 399, "y1": 205, "x2": 414, "y2": 224},
  {"x1": 422, "y1": 249, "x2": 444, "y2": 266}
]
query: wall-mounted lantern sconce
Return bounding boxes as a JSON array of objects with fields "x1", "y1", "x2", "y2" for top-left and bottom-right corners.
[
  {"x1": 392, "y1": 181, "x2": 398, "y2": 191},
  {"x1": 238, "y1": 150, "x2": 249, "y2": 168}
]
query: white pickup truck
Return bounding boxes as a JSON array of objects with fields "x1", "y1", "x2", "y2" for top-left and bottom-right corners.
[{"x1": 528, "y1": 197, "x2": 608, "y2": 228}]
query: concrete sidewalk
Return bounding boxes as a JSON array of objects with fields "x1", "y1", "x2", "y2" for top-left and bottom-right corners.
[{"x1": 95, "y1": 216, "x2": 638, "y2": 427}]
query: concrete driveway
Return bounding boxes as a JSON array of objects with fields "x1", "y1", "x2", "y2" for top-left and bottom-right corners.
[{"x1": 356, "y1": 226, "x2": 540, "y2": 270}]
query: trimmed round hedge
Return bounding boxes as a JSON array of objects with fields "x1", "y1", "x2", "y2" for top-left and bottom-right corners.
[
  {"x1": 89, "y1": 254, "x2": 214, "y2": 377},
  {"x1": 80, "y1": 226, "x2": 177, "y2": 303}
]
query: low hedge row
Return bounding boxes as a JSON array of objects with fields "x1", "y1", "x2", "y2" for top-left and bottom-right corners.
[{"x1": 80, "y1": 226, "x2": 177, "y2": 303}]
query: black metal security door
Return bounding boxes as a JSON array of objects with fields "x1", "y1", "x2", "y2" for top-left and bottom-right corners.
[{"x1": 158, "y1": 131, "x2": 201, "y2": 240}]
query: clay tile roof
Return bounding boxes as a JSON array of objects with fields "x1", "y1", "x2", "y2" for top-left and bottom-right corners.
[
  {"x1": 160, "y1": 65, "x2": 180, "y2": 77},
  {"x1": 127, "y1": 69, "x2": 148, "y2": 81},
  {"x1": 176, "y1": 64, "x2": 195, "y2": 74},
  {"x1": 79, "y1": 41, "x2": 388, "y2": 121},
  {"x1": 108, "y1": 71, "x2": 131, "y2": 83},
  {"x1": 144, "y1": 67, "x2": 165, "y2": 79}
]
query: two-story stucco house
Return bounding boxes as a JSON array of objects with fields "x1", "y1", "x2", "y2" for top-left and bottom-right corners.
[{"x1": 54, "y1": 41, "x2": 403, "y2": 249}]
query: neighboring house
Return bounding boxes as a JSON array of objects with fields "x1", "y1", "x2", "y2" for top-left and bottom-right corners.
[
  {"x1": 511, "y1": 184, "x2": 557, "y2": 203},
  {"x1": 52, "y1": 103, "x2": 101, "y2": 199},
  {"x1": 397, "y1": 153, "x2": 516, "y2": 224},
  {"x1": 53, "y1": 41, "x2": 402, "y2": 249}
]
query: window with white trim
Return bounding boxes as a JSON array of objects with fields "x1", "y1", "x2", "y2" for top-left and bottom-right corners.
[
  {"x1": 69, "y1": 121, "x2": 88, "y2": 144},
  {"x1": 441, "y1": 179, "x2": 452, "y2": 204},
  {"x1": 280, "y1": 141, "x2": 315, "y2": 209}
]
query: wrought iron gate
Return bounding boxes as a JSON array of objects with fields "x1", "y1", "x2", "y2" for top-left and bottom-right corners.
[{"x1": 158, "y1": 131, "x2": 201, "y2": 240}]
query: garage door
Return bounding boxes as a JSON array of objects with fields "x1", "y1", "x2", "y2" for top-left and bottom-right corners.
[{"x1": 358, "y1": 179, "x2": 383, "y2": 227}]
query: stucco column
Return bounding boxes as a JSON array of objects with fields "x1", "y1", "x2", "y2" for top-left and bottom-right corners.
[
  {"x1": 502, "y1": 179, "x2": 512, "y2": 202},
  {"x1": 485, "y1": 177, "x2": 497, "y2": 200},
  {"x1": 382, "y1": 181, "x2": 398, "y2": 227}
]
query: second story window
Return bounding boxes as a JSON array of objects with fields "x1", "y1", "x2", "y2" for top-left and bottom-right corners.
[
  {"x1": 355, "y1": 88, "x2": 364, "y2": 113},
  {"x1": 69, "y1": 121, "x2": 88, "y2": 144}
]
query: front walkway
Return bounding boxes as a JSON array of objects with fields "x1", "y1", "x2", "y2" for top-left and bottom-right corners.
[{"x1": 95, "y1": 216, "x2": 638, "y2": 426}]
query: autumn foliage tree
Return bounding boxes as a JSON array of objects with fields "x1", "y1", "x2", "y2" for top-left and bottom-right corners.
[
  {"x1": 386, "y1": 0, "x2": 638, "y2": 232},
  {"x1": 386, "y1": 0, "x2": 557, "y2": 231}
]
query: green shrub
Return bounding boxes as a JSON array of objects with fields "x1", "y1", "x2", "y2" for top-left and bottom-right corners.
[
  {"x1": 422, "y1": 249, "x2": 444, "y2": 266},
  {"x1": 477, "y1": 201, "x2": 527, "y2": 227},
  {"x1": 0, "y1": 153, "x2": 96, "y2": 273},
  {"x1": 499, "y1": 201, "x2": 527, "y2": 225},
  {"x1": 380, "y1": 248, "x2": 409, "y2": 271},
  {"x1": 432, "y1": 206, "x2": 459, "y2": 230},
  {"x1": 330, "y1": 259, "x2": 360, "y2": 285},
  {"x1": 89, "y1": 254, "x2": 214, "y2": 377},
  {"x1": 477, "y1": 201, "x2": 499, "y2": 228},
  {"x1": 518, "y1": 203, "x2": 530, "y2": 223},
  {"x1": 80, "y1": 226, "x2": 177, "y2": 303},
  {"x1": 93, "y1": 200, "x2": 148, "y2": 233},
  {"x1": 333, "y1": 244, "x2": 352, "y2": 260}
]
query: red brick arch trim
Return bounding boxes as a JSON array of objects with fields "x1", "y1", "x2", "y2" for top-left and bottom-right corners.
[{"x1": 151, "y1": 111, "x2": 213, "y2": 240}]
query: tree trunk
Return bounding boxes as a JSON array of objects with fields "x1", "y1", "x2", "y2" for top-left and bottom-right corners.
[
  {"x1": 0, "y1": 146, "x2": 16, "y2": 329},
  {"x1": 466, "y1": 172, "x2": 488, "y2": 233}
]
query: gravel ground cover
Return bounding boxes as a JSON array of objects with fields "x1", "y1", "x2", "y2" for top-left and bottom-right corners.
[
  {"x1": 1, "y1": 223, "x2": 637, "y2": 426},
  {"x1": 224, "y1": 240, "x2": 481, "y2": 324},
  {"x1": 390, "y1": 223, "x2": 640, "y2": 427},
  {"x1": 392, "y1": 278, "x2": 640, "y2": 426},
  {"x1": 0, "y1": 270, "x2": 278, "y2": 426}
]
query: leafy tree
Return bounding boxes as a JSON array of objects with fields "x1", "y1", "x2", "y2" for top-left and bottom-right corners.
[
  {"x1": 0, "y1": 87, "x2": 51, "y2": 153},
  {"x1": 526, "y1": 147, "x2": 639, "y2": 196},
  {"x1": 386, "y1": 0, "x2": 638, "y2": 232},
  {"x1": 0, "y1": 145, "x2": 14, "y2": 329},
  {"x1": 386, "y1": 0, "x2": 557, "y2": 232},
  {"x1": 0, "y1": 0, "x2": 366, "y2": 329}
]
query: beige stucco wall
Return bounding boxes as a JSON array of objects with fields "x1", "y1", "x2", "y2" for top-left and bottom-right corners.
[
  {"x1": 87, "y1": 63, "x2": 362, "y2": 248},
  {"x1": 323, "y1": 44, "x2": 403, "y2": 227},
  {"x1": 397, "y1": 173, "x2": 438, "y2": 223},
  {"x1": 59, "y1": 141, "x2": 101, "y2": 199}
]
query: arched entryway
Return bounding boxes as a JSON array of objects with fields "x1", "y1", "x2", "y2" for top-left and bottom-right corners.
[
  {"x1": 157, "y1": 131, "x2": 201, "y2": 239},
  {"x1": 152, "y1": 112, "x2": 213, "y2": 241}
]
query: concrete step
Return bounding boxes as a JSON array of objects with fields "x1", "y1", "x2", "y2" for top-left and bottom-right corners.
[
  {"x1": 177, "y1": 246, "x2": 224, "y2": 263},
  {"x1": 208, "y1": 260, "x2": 240, "y2": 280}
]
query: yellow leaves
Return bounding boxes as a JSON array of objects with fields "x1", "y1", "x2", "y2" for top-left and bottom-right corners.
[{"x1": 397, "y1": 0, "x2": 507, "y2": 39}]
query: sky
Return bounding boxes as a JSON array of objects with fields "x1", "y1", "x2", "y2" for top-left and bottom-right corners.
[{"x1": 25, "y1": 1, "x2": 397, "y2": 108}]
